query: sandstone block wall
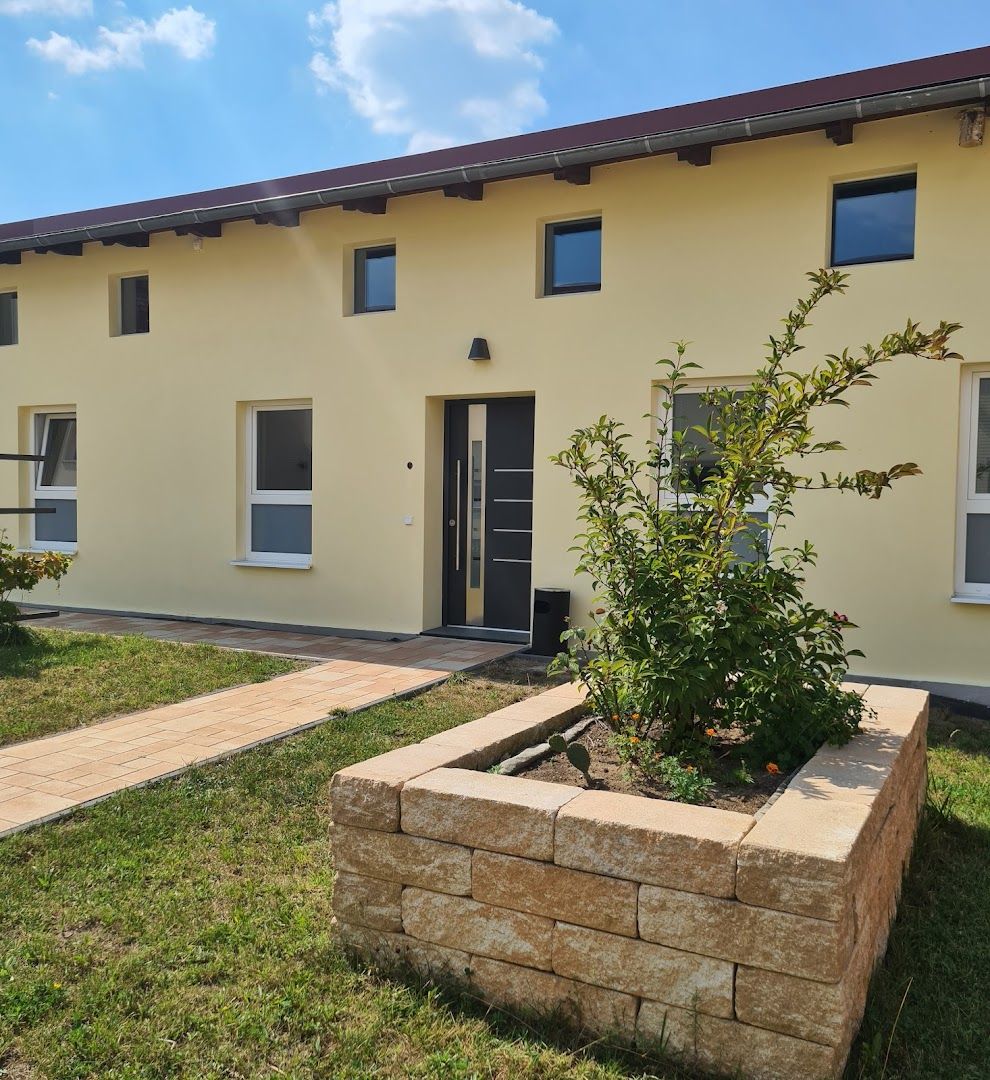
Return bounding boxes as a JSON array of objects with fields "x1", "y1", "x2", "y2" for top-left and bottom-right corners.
[{"x1": 330, "y1": 681, "x2": 928, "y2": 1080}]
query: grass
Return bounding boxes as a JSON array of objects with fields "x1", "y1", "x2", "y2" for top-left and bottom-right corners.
[
  {"x1": 0, "y1": 656, "x2": 987, "y2": 1079},
  {"x1": 0, "y1": 659, "x2": 708, "y2": 1080},
  {"x1": 0, "y1": 628, "x2": 302, "y2": 748},
  {"x1": 846, "y1": 706, "x2": 990, "y2": 1079}
]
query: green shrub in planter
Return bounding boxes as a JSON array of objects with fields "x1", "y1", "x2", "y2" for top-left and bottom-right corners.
[{"x1": 551, "y1": 269, "x2": 960, "y2": 769}]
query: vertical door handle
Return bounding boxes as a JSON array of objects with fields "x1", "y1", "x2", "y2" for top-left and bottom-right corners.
[{"x1": 455, "y1": 459, "x2": 462, "y2": 571}]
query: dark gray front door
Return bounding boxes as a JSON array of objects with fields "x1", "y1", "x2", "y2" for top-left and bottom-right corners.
[{"x1": 443, "y1": 397, "x2": 534, "y2": 633}]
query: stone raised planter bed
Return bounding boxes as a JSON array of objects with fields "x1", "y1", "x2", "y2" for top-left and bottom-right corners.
[{"x1": 330, "y1": 680, "x2": 927, "y2": 1080}]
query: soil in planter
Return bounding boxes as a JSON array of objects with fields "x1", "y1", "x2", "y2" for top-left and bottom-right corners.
[{"x1": 517, "y1": 719, "x2": 785, "y2": 813}]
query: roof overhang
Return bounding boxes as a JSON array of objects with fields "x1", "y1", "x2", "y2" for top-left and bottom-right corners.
[{"x1": 1, "y1": 65, "x2": 987, "y2": 258}]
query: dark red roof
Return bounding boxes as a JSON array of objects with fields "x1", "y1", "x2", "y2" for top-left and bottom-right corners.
[{"x1": 3, "y1": 44, "x2": 989, "y2": 243}]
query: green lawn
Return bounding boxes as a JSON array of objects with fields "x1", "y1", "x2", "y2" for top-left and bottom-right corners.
[
  {"x1": 0, "y1": 659, "x2": 987, "y2": 1079},
  {"x1": 0, "y1": 628, "x2": 302, "y2": 748},
  {"x1": 848, "y1": 707, "x2": 990, "y2": 1079}
]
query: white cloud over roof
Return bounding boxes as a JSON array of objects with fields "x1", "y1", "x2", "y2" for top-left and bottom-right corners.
[{"x1": 309, "y1": 0, "x2": 558, "y2": 152}]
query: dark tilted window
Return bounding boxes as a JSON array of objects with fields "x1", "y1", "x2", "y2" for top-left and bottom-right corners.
[
  {"x1": 545, "y1": 218, "x2": 602, "y2": 295},
  {"x1": 119, "y1": 275, "x2": 150, "y2": 335},
  {"x1": 354, "y1": 245, "x2": 396, "y2": 313},
  {"x1": 831, "y1": 174, "x2": 916, "y2": 267},
  {"x1": 0, "y1": 292, "x2": 17, "y2": 346}
]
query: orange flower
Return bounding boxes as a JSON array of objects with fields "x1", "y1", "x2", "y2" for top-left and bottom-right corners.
[
  {"x1": 631, "y1": 712, "x2": 641, "y2": 721},
  {"x1": 766, "y1": 762, "x2": 780, "y2": 775},
  {"x1": 704, "y1": 727, "x2": 716, "y2": 738},
  {"x1": 684, "y1": 765, "x2": 696, "y2": 774},
  {"x1": 629, "y1": 736, "x2": 640, "y2": 744},
  {"x1": 611, "y1": 713, "x2": 620, "y2": 722}
]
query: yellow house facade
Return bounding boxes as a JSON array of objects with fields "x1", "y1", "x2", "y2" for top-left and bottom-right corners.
[{"x1": 3, "y1": 47, "x2": 990, "y2": 686}]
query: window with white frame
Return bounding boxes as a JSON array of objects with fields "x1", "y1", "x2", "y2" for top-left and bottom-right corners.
[
  {"x1": 247, "y1": 404, "x2": 312, "y2": 565},
  {"x1": 661, "y1": 384, "x2": 770, "y2": 562},
  {"x1": 33, "y1": 411, "x2": 77, "y2": 551},
  {"x1": 956, "y1": 369, "x2": 990, "y2": 598}
]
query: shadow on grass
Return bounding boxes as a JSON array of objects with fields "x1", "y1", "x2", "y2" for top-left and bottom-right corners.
[
  {"x1": 350, "y1": 954, "x2": 723, "y2": 1080},
  {"x1": 846, "y1": 711, "x2": 990, "y2": 1080},
  {"x1": 0, "y1": 626, "x2": 66, "y2": 677}
]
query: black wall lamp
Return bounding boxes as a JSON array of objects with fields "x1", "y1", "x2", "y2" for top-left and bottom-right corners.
[{"x1": 468, "y1": 337, "x2": 491, "y2": 362}]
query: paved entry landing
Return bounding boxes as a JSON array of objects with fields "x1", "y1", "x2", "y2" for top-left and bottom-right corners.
[{"x1": 0, "y1": 617, "x2": 519, "y2": 838}]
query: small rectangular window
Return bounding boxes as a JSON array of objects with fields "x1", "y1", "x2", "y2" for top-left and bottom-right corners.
[
  {"x1": 956, "y1": 370, "x2": 990, "y2": 597},
  {"x1": 354, "y1": 246, "x2": 396, "y2": 313},
  {"x1": 545, "y1": 218, "x2": 601, "y2": 295},
  {"x1": 0, "y1": 292, "x2": 17, "y2": 346},
  {"x1": 831, "y1": 174, "x2": 916, "y2": 267},
  {"x1": 119, "y1": 275, "x2": 150, "y2": 335},
  {"x1": 33, "y1": 412, "x2": 77, "y2": 550},
  {"x1": 248, "y1": 404, "x2": 312, "y2": 564}
]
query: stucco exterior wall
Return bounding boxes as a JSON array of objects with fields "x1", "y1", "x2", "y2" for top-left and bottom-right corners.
[{"x1": 1, "y1": 106, "x2": 987, "y2": 682}]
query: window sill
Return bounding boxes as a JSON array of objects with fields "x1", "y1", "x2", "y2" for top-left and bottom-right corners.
[
  {"x1": 539, "y1": 287, "x2": 602, "y2": 299},
  {"x1": 17, "y1": 546, "x2": 77, "y2": 557},
  {"x1": 230, "y1": 559, "x2": 312, "y2": 571},
  {"x1": 950, "y1": 594, "x2": 990, "y2": 605}
]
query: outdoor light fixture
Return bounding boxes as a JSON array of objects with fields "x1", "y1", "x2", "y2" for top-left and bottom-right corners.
[
  {"x1": 959, "y1": 107, "x2": 986, "y2": 148},
  {"x1": 468, "y1": 337, "x2": 491, "y2": 361}
]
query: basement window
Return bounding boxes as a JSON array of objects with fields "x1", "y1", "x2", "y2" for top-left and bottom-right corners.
[
  {"x1": 0, "y1": 291, "x2": 17, "y2": 346},
  {"x1": 33, "y1": 411, "x2": 77, "y2": 551},
  {"x1": 247, "y1": 404, "x2": 312, "y2": 566},
  {"x1": 544, "y1": 218, "x2": 602, "y2": 295},
  {"x1": 830, "y1": 174, "x2": 916, "y2": 267},
  {"x1": 116, "y1": 274, "x2": 150, "y2": 335},
  {"x1": 354, "y1": 245, "x2": 396, "y2": 313}
]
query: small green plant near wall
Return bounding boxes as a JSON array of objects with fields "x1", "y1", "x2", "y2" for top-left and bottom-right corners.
[
  {"x1": 547, "y1": 732, "x2": 594, "y2": 787},
  {"x1": 0, "y1": 532, "x2": 71, "y2": 645},
  {"x1": 551, "y1": 269, "x2": 961, "y2": 778}
]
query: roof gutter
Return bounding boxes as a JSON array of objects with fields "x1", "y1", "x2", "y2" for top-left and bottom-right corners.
[{"x1": 1, "y1": 76, "x2": 986, "y2": 255}]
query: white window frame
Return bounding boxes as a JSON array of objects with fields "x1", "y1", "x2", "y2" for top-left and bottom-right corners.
[
  {"x1": 954, "y1": 367, "x2": 990, "y2": 600},
  {"x1": 32, "y1": 410, "x2": 77, "y2": 553},
  {"x1": 659, "y1": 380, "x2": 771, "y2": 516},
  {"x1": 246, "y1": 402, "x2": 312, "y2": 567}
]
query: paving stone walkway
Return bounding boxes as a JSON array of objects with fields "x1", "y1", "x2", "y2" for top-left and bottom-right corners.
[{"x1": 0, "y1": 614, "x2": 519, "y2": 838}]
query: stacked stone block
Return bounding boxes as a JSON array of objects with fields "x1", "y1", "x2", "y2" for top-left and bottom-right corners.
[{"x1": 330, "y1": 680, "x2": 927, "y2": 1080}]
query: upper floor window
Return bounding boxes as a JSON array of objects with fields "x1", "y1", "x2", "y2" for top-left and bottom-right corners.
[
  {"x1": 0, "y1": 291, "x2": 17, "y2": 346},
  {"x1": 117, "y1": 274, "x2": 150, "y2": 335},
  {"x1": 544, "y1": 218, "x2": 601, "y2": 295},
  {"x1": 248, "y1": 404, "x2": 312, "y2": 566},
  {"x1": 830, "y1": 174, "x2": 916, "y2": 267},
  {"x1": 956, "y1": 369, "x2": 990, "y2": 599},
  {"x1": 354, "y1": 245, "x2": 396, "y2": 313},
  {"x1": 33, "y1": 411, "x2": 77, "y2": 551}
]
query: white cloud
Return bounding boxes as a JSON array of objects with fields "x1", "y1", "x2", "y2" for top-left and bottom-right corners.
[
  {"x1": 0, "y1": 0, "x2": 91, "y2": 14},
  {"x1": 308, "y1": 0, "x2": 558, "y2": 152},
  {"x1": 27, "y1": 5, "x2": 216, "y2": 74}
]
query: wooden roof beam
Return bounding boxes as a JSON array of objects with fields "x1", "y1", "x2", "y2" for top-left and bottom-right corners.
[
  {"x1": 825, "y1": 118, "x2": 855, "y2": 145},
  {"x1": 253, "y1": 211, "x2": 301, "y2": 228},
  {"x1": 35, "y1": 242, "x2": 83, "y2": 256},
  {"x1": 341, "y1": 196, "x2": 388, "y2": 215},
  {"x1": 101, "y1": 233, "x2": 150, "y2": 248},
  {"x1": 442, "y1": 181, "x2": 484, "y2": 201},
  {"x1": 676, "y1": 145, "x2": 712, "y2": 167},
  {"x1": 175, "y1": 222, "x2": 223, "y2": 238},
  {"x1": 553, "y1": 164, "x2": 592, "y2": 185}
]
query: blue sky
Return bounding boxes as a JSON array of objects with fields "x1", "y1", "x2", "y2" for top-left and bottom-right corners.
[{"x1": 0, "y1": 1, "x2": 986, "y2": 222}]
